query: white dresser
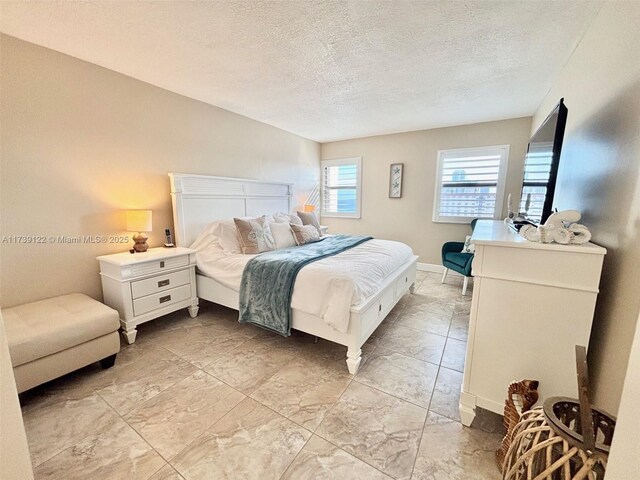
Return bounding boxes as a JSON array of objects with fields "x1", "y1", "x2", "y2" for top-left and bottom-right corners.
[
  {"x1": 97, "y1": 247, "x2": 198, "y2": 344},
  {"x1": 460, "y1": 220, "x2": 606, "y2": 426}
]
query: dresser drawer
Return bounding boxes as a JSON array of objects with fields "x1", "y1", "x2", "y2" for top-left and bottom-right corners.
[
  {"x1": 131, "y1": 269, "x2": 191, "y2": 299},
  {"x1": 125, "y1": 255, "x2": 189, "y2": 279},
  {"x1": 133, "y1": 284, "x2": 192, "y2": 316}
]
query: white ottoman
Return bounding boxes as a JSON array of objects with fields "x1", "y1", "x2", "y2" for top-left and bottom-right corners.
[{"x1": 3, "y1": 293, "x2": 121, "y2": 393}]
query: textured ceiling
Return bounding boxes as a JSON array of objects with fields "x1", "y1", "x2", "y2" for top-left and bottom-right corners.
[{"x1": 0, "y1": 1, "x2": 601, "y2": 142}]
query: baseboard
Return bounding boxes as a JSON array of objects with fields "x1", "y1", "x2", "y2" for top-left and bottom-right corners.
[
  {"x1": 417, "y1": 262, "x2": 443, "y2": 273},
  {"x1": 417, "y1": 262, "x2": 463, "y2": 276}
]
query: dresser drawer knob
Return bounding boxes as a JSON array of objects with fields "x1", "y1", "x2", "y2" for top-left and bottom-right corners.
[
  {"x1": 159, "y1": 295, "x2": 171, "y2": 304},
  {"x1": 378, "y1": 304, "x2": 382, "y2": 312},
  {"x1": 158, "y1": 279, "x2": 170, "y2": 287},
  {"x1": 160, "y1": 261, "x2": 165, "y2": 268}
]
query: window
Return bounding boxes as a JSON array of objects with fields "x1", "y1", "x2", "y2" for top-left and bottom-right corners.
[
  {"x1": 321, "y1": 157, "x2": 362, "y2": 218},
  {"x1": 433, "y1": 145, "x2": 509, "y2": 223}
]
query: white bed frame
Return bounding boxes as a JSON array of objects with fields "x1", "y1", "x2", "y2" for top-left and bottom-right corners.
[{"x1": 169, "y1": 173, "x2": 418, "y2": 374}]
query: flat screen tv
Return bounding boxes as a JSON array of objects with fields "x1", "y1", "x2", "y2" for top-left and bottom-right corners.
[{"x1": 518, "y1": 98, "x2": 568, "y2": 224}]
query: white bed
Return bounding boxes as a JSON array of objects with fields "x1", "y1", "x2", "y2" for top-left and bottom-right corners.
[{"x1": 169, "y1": 173, "x2": 418, "y2": 374}]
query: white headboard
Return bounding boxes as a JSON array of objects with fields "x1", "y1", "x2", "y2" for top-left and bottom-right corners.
[{"x1": 169, "y1": 173, "x2": 293, "y2": 247}]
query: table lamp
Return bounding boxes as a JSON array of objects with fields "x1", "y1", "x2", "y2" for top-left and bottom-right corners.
[
  {"x1": 303, "y1": 204, "x2": 315, "y2": 213},
  {"x1": 126, "y1": 210, "x2": 152, "y2": 253}
]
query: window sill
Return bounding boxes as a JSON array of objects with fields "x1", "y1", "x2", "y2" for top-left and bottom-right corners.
[
  {"x1": 433, "y1": 217, "x2": 496, "y2": 224},
  {"x1": 320, "y1": 213, "x2": 361, "y2": 219}
]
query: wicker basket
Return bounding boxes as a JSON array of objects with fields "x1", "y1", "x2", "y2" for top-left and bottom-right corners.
[{"x1": 502, "y1": 347, "x2": 616, "y2": 480}]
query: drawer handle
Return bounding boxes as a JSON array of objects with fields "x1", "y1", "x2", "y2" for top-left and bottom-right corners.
[
  {"x1": 159, "y1": 295, "x2": 171, "y2": 304},
  {"x1": 160, "y1": 261, "x2": 165, "y2": 268},
  {"x1": 378, "y1": 304, "x2": 382, "y2": 312},
  {"x1": 405, "y1": 277, "x2": 408, "y2": 283},
  {"x1": 158, "y1": 279, "x2": 170, "y2": 287}
]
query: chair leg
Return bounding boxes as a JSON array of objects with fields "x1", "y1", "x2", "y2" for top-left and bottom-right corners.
[
  {"x1": 462, "y1": 276, "x2": 469, "y2": 296},
  {"x1": 100, "y1": 354, "x2": 117, "y2": 369},
  {"x1": 441, "y1": 268, "x2": 448, "y2": 284}
]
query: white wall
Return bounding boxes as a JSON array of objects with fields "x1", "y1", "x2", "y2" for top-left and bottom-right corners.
[
  {"x1": 531, "y1": 1, "x2": 640, "y2": 414},
  {"x1": 607, "y1": 311, "x2": 640, "y2": 478},
  {"x1": 0, "y1": 312, "x2": 34, "y2": 480},
  {"x1": 0, "y1": 35, "x2": 320, "y2": 307},
  {"x1": 320, "y1": 117, "x2": 532, "y2": 264}
]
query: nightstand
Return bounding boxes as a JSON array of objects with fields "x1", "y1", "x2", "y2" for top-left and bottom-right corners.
[{"x1": 97, "y1": 247, "x2": 198, "y2": 344}]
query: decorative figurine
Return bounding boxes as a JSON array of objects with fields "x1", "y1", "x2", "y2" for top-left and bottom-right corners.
[{"x1": 520, "y1": 210, "x2": 592, "y2": 245}]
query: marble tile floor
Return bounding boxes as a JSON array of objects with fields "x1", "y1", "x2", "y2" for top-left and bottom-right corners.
[{"x1": 19, "y1": 271, "x2": 504, "y2": 480}]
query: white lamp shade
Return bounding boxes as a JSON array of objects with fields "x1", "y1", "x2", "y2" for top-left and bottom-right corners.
[{"x1": 126, "y1": 210, "x2": 152, "y2": 232}]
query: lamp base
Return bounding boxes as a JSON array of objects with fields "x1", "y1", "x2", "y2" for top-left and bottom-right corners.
[{"x1": 132, "y1": 233, "x2": 149, "y2": 253}]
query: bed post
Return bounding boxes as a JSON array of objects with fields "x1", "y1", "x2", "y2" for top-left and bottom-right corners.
[
  {"x1": 346, "y1": 312, "x2": 363, "y2": 374},
  {"x1": 346, "y1": 346, "x2": 362, "y2": 375}
]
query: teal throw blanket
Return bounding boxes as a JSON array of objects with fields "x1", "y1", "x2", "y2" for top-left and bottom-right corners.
[{"x1": 239, "y1": 234, "x2": 372, "y2": 336}]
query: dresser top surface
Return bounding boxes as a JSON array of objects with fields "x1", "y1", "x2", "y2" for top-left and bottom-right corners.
[
  {"x1": 96, "y1": 247, "x2": 195, "y2": 266},
  {"x1": 471, "y1": 220, "x2": 606, "y2": 255}
]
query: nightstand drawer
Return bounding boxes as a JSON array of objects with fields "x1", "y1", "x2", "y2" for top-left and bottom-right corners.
[
  {"x1": 131, "y1": 269, "x2": 191, "y2": 299},
  {"x1": 133, "y1": 284, "x2": 191, "y2": 316},
  {"x1": 126, "y1": 255, "x2": 189, "y2": 278}
]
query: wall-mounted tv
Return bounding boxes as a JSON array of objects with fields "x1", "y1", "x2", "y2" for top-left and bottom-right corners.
[{"x1": 518, "y1": 98, "x2": 568, "y2": 224}]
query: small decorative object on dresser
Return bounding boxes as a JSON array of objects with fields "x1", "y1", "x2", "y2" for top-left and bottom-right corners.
[
  {"x1": 389, "y1": 163, "x2": 403, "y2": 198},
  {"x1": 520, "y1": 210, "x2": 592, "y2": 245},
  {"x1": 97, "y1": 247, "x2": 198, "y2": 344},
  {"x1": 504, "y1": 193, "x2": 516, "y2": 221}
]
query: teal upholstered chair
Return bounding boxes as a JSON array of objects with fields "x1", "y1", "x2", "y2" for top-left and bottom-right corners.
[{"x1": 441, "y1": 219, "x2": 478, "y2": 296}]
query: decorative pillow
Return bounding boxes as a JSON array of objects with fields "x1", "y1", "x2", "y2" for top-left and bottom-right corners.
[
  {"x1": 290, "y1": 223, "x2": 321, "y2": 246},
  {"x1": 233, "y1": 216, "x2": 276, "y2": 254},
  {"x1": 273, "y1": 212, "x2": 303, "y2": 226},
  {"x1": 270, "y1": 222, "x2": 297, "y2": 249},
  {"x1": 462, "y1": 235, "x2": 475, "y2": 254},
  {"x1": 297, "y1": 211, "x2": 321, "y2": 235}
]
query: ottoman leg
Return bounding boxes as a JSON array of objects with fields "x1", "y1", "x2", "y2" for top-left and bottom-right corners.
[{"x1": 100, "y1": 354, "x2": 117, "y2": 369}]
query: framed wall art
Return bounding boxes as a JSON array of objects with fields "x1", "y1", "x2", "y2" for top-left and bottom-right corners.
[{"x1": 389, "y1": 163, "x2": 404, "y2": 198}]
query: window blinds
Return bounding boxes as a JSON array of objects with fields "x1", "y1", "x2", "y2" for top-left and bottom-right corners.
[
  {"x1": 434, "y1": 146, "x2": 508, "y2": 222},
  {"x1": 321, "y1": 158, "x2": 361, "y2": 217}
]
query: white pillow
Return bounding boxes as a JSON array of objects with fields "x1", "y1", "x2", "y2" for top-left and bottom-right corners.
[
  {"x1": 201, "y1": 220, "x2": 241, "y2": 253},
  {"x1": 216, "y1": 220, "x2": 243, "y2": 253},
  {"x1": 270, "y1": 222, "x2": 297, "y2": 249},
  {"x1": 462, "y1": 235, "x2": 475, "y2": 254},
  {"x1": 273, "y1": 212, "x2": 303, "y2": 226},
  {"x1": 189, "y1": 224, "x2": 224, "y2": 252}
]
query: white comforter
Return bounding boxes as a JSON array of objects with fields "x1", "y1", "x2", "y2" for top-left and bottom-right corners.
[{"x1": 193, "y1": 238, "x2": 413, "y2": 333}]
